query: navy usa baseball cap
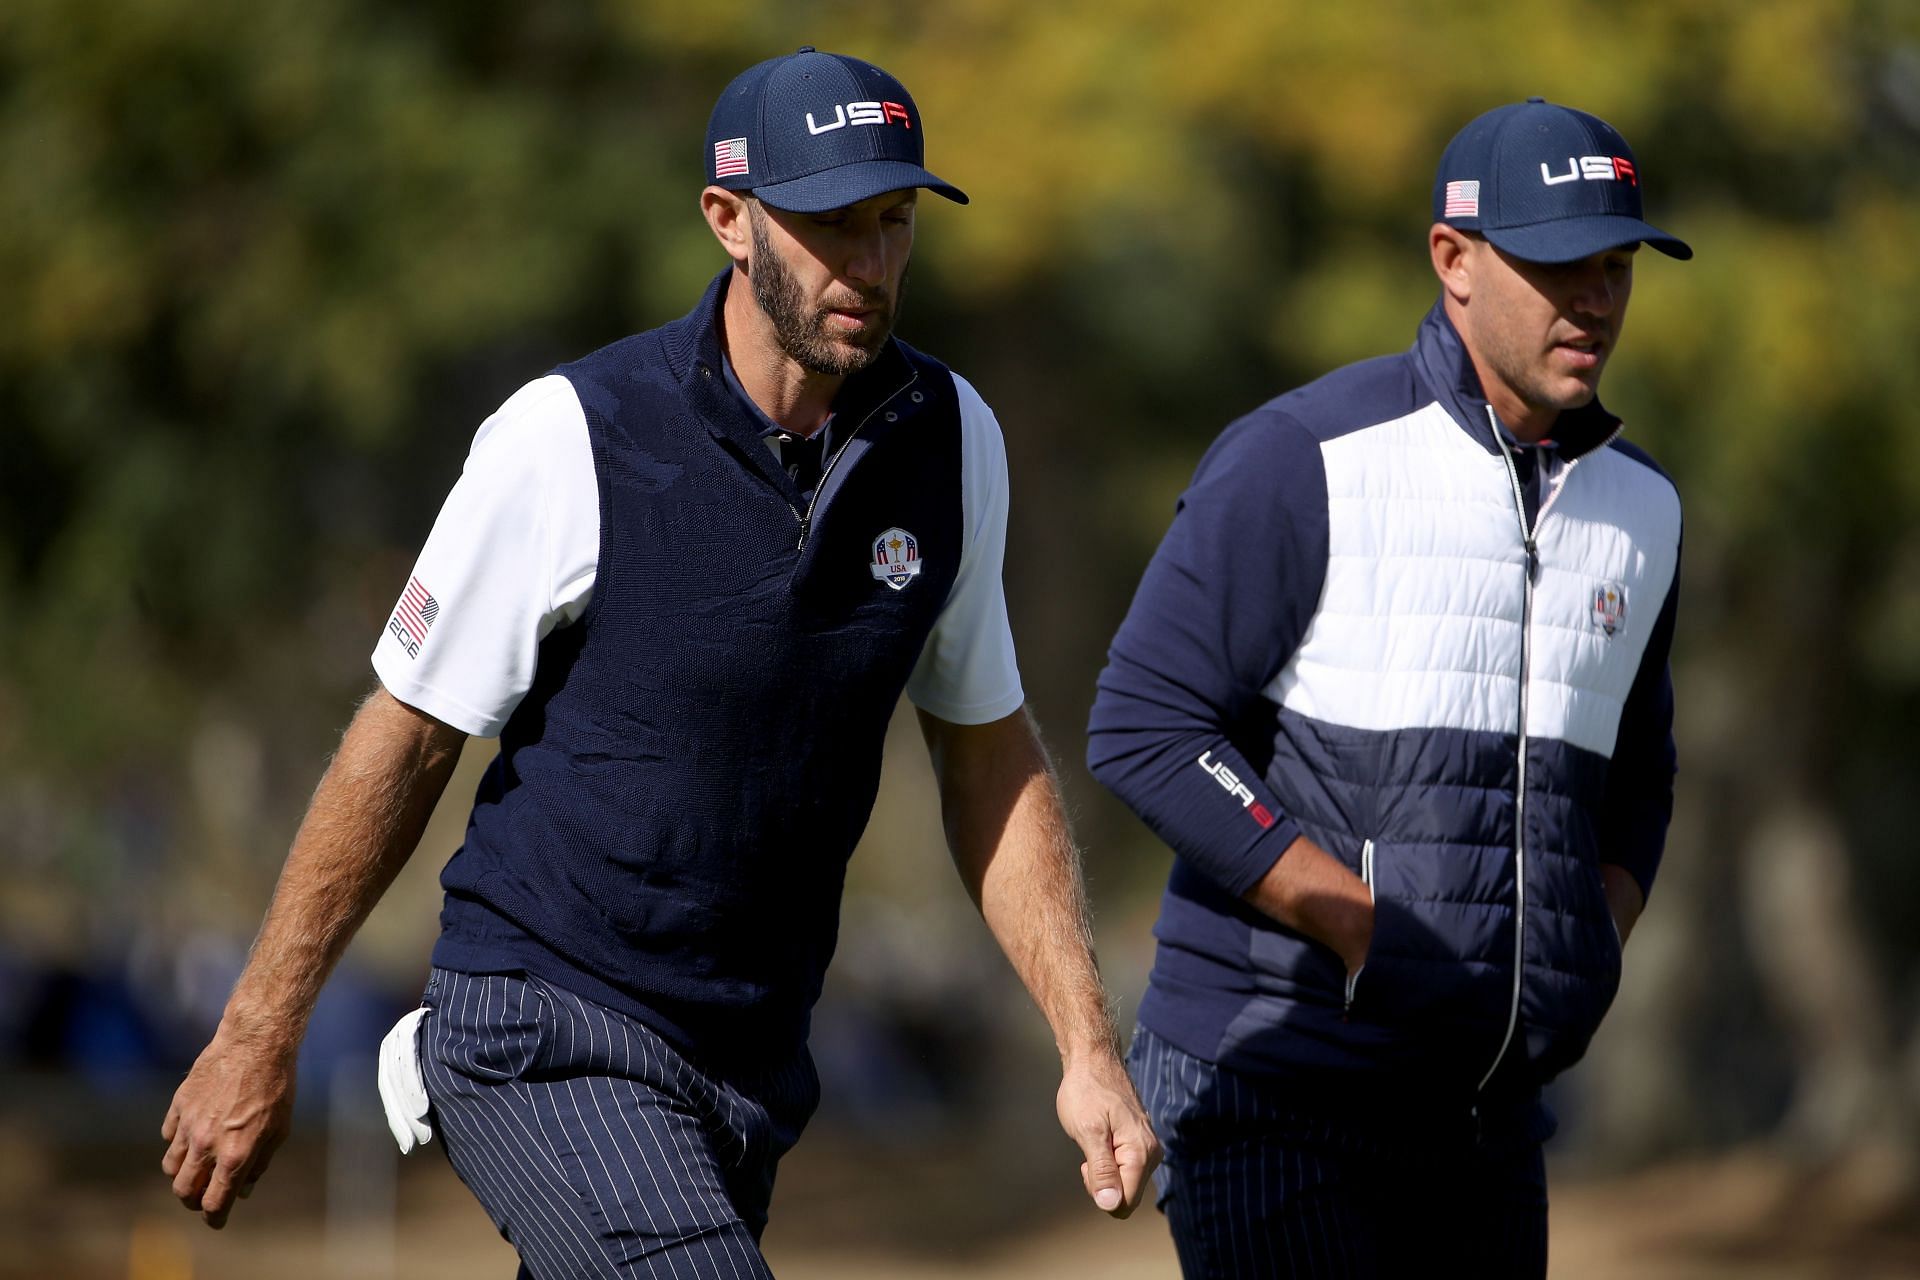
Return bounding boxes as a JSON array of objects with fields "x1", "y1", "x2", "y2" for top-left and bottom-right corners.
[
  {"x1": 1433, "y1": 98, "x2": 1691, "y2": 263},
  {"x1": 705, "y1": 47, "x2": 968, "y2": 213}
]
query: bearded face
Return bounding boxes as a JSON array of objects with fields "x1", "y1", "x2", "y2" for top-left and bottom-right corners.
[{"x1": 745, "y1": 196, "x2": 911, "y2": 377}]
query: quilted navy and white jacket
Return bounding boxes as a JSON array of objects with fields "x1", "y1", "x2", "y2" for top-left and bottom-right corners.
[{"x1": 1089, "y1": 300, "x2": 1680, "y2": 1110}]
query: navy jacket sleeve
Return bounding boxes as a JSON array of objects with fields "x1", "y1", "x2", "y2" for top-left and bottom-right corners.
[
  {"x1": 1597, "y1": 542, "x2": 1681, "y2": 901},
  {"x1": 1087, "y1": 411, "x2": 1328, "y2": 896}
]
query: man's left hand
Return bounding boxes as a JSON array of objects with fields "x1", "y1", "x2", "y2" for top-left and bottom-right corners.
[{"x1": 1057, "y1": 1050, "x2": 1160, "y2": 1218}]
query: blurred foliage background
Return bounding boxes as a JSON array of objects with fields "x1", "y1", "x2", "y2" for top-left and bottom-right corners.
[{"x1": 4, "y1": 0, "x2": 1920, "y2": 1274}]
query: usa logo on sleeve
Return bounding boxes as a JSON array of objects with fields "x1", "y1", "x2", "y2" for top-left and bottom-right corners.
[
  {"x1": 388, "y1": 576, "x2": 440, "y2": 658},
  {"x1": 869, "y1": 528, "x2": 922, "y2": 590}
]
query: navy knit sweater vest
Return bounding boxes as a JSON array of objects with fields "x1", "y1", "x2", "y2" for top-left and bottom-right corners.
[{"x1": 433, "y1": 272, "x2": 964, "y2": 1065}]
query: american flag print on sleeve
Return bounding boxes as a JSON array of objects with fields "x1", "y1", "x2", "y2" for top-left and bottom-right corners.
[{"x1": 387, "y1": 576, "x2": 440, "y2": 659}]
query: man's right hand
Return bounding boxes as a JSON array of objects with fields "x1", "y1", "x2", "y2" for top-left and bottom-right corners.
[
  {"x1": 1243, "y1": 834, "x2": 1374, "y2": 974},
  {"x1": 154, "y1": 685, "x2": 465, "y2": 1231},
  {"x1": 160, "y1": 1020, "x2": 297, "y2": 1229}
]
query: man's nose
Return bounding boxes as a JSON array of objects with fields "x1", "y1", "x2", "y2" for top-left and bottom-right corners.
[
  {"x1": 1570, "y1": 268, "x2": 1619, "y2": 318},
  {"x1": 844, "y1": 225, "x2": 888, "y2": 288}
]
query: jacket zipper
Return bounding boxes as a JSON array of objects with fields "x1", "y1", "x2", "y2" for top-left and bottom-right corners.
[
  {"x1": 1476, "y1": 408, "x2": 1623, "y2": 1098},
  {"x1": 790, "y1": 371, "x2": 920, "y2": 551}
]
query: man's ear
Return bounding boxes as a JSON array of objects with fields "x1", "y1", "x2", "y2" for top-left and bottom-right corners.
[
  {"x1": 702, "y1": 187, "x2": 752, "y2": 267},
  {"x1": 1430, "y1": 223, "x2": 1474, "y2": 305}
]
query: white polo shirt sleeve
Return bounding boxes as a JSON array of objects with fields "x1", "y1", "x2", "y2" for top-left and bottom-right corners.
[
  {"x1": 905, "y1": 373, "x2": 1026, "y2": 725},
  {"x1": 372, "y1": 374, "x2": 600, "y2": 737}
]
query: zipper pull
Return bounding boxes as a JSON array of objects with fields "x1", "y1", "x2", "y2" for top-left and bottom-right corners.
[
  {"x1": 796, "y1": 514, "x2": 810, "y2": 550},
  {"x1": 1525, "y1": 539, "x2": 1540, "y2": 583}
]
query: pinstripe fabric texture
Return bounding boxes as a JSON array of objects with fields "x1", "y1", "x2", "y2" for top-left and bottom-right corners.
[
  {"x1": 419, "y1": 968, "x2": 818, "y2": 1279},
  {"x1": 1129, "y1": 1026, "x2": 1548, "y2": 1279}
]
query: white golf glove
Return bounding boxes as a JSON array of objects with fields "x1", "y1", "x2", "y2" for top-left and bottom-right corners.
[{"x1": 377, "y1": 1006, "x2": 434, "y2": 1154}]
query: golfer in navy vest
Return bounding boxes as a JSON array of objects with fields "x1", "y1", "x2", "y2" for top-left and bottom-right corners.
[
  {"x1": 161, "y1": 47, "x2": 1158, "y2": 1275},
  {"x1": 1090, "y1": 100, "x2": 1691, "y2": 1277}
]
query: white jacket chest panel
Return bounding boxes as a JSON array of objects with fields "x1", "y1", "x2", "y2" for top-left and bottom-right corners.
[{"x1": 1265, "y1": 402, "x2": 1680, "y2": 759}]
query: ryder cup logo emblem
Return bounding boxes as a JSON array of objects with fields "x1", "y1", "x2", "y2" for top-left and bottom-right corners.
[
  {"x1": 870, "y1": 527, "x2": 922, "y2": 590},
  {"x1": 1592, "y1": 582, "x2": 1628, "y2": 637}
]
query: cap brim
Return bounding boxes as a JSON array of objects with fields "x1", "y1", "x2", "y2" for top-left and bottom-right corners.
[
  {"x1": 1484, "y1": 215, "x2": 1692, "y2": 263},
  {"x1": 751, "y1": 160, "x2": 968, "y2": 214}
]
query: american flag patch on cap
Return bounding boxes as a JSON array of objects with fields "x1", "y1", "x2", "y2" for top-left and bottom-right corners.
[
  {"x1": 714, "y1": 137, "x2": 749, "y2": 179},
  {"x1": 1444, "y1": 179, "x2": 1480, "y2": 218}
]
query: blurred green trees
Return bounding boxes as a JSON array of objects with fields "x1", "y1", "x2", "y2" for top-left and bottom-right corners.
[{"x1": 4, "y1": 0, "x2": 1918, "y2": 1168}]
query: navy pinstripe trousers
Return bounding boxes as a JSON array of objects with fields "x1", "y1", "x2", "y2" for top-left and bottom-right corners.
[
  {"x1": 1129, "y1": 1026, "x2": 1549, "y2": 1279},
  {"x1": 419, "y1": 968, "x2": 818, "y2": 1279}
]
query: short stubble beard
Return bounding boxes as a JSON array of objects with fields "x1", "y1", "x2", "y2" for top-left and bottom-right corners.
[
  {"x1": 1473, "y1": 311, "x2": 1601, "y2": 421},
  {"x1": 747, "y1": 201, "x2": 905, "y2": 377}
]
